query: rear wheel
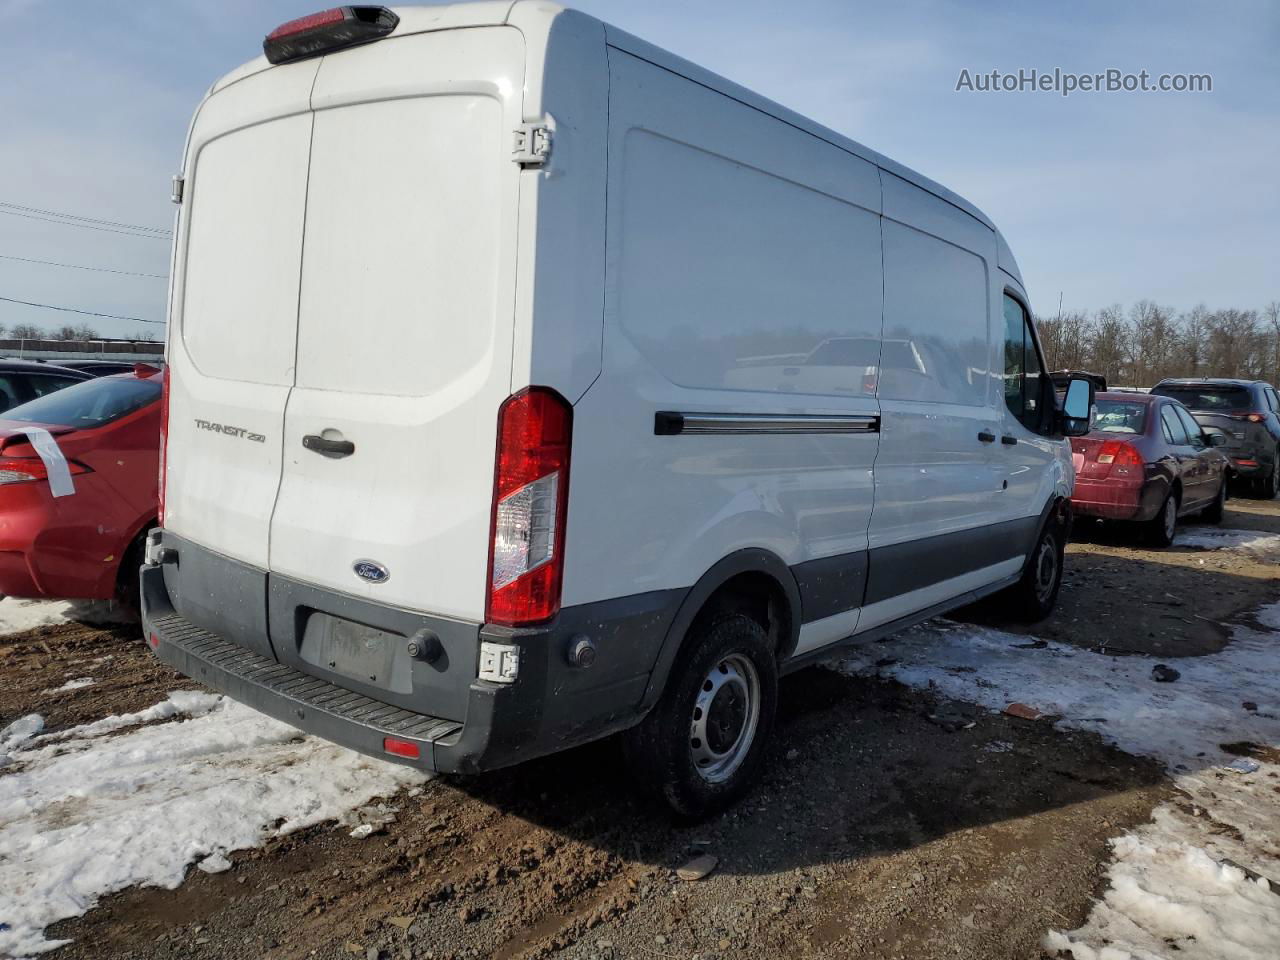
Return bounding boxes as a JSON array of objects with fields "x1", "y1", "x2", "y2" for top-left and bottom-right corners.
[
  {"x1": 1003, "y1": 520, "x2": 1064, "y2": 622},
  {"x1": 1202, "y1": 477, "x2": 1227, "y2": 524},
  {"x1": 113, "y1": 529, "x2": 149, "y2": 615},
  {"x1": 1145, "y1": 492, "x2": 1178, "y2": 547},
  {"x1": 1256, "y1": 451, "x2": 1280, "y2": 499},
  {"x1": 623, "y1": 613, "x2": 777, "y2": 819}
]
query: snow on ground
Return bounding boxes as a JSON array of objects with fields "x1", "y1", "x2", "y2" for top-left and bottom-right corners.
[
  {"x1": 0, "y1": 598, "x2": 74, "y2": 634},
  {"x1": 1176, "y1": 527, "x2": 1280, "y2": 559},
  {"x1": 832, "y1": 605, "x2": 1280, "y2": 960},
  {"x1": 0, "y1": 694, "x2": 429, "y2": 957},
  {"x1": 0, "y1": 597, "x2": 137, "y2": 635},
  {"x1": 49, "y1": 677, "x2": 94, "y2": 692}
]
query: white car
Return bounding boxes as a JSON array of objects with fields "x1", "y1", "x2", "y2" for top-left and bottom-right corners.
[{"x1": 142, "y1": 2, "x2": 1094, "y2": 816}]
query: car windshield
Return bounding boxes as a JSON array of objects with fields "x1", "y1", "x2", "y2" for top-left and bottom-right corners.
[
  {"x1": 1152, "y1": 385, "x2": 1252, "y2": 411},
  {"x1": 1093, "y1": 399, "x2": 1148, "y2": 434},
  {"x1": 2, "y1": 375, "x2": 160, "y2": 428}
]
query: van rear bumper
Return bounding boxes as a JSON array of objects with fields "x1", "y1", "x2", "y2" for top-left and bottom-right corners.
[{"x1": 139, "y1": 544, "x2": 684, "y2": 774}]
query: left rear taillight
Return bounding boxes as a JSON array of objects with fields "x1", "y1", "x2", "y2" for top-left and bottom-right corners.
[
  {"x1": 485, "y1": 388, "x2": 572, "y2": 627},
  {"x1": 263, "y1": 6, "x2": 399, "y2": 65},
  {"x1": 0, "y1": 457, "x2": 91, "y2": 485},
  {"x1": 157, "y1": 368, "x2": 170, "y2": 525},
  {"x1": 1095, "y1": 439, "x2": 1144, "y2": 478}
]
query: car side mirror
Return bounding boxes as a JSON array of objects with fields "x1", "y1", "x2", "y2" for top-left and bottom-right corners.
[
  {"x1": 1203, "y1": 427, "x2": 1229, "y2": 447},
  {"x1": 1058, "y1": 377, "x2": 1094, "y2": 437}
]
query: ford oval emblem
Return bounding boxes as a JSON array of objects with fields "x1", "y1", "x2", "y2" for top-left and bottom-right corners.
[{"x1": 353, "y1": 559, "x2": 390, "y2": 584}]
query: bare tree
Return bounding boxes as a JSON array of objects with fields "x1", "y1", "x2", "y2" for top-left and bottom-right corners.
[
  {"x1": 1179, "y1": 305, "x2": 1210, "y2": 377},
  {"x1": 1034, "y1": 310, "x2": 1090, "y2": 371},
  {"x1": 1089, "y1": 305, "x2": 1131, "y2": 384},
  {"x1": 1205, "y1": 309, "x2": 1263, "y2": 379},
  {"x1": 10, "y1": 323, "x2": 44, "y2": 340},
  {"x1": 1128, "y1": 300, "x2": 1180, "y2": 384},
  {"x1": 1265, "y1": 301, "x2": 1280, "y2": 384},
  {"x1": 132, "y1": 327, "x2": 160, "y2": 342},
  {"x1": 53, "y1": 324, "x2": 98, "y2": 341}
]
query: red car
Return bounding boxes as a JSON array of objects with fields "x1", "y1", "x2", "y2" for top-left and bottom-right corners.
[
  {"x1": 1071, "y1": 391, "x2": 1231, "y2": 545},
  {"x1": 0, "y1": 366, "x2": 162, "y2": 603}
]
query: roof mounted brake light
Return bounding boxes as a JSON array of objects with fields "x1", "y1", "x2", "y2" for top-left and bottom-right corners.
[{"x1": 263, "y1": 6, "x2": 399, "y2": 65}]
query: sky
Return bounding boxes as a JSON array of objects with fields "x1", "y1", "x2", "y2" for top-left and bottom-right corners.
[{"x1": 0, "y1": 0, "x2": 1276, "y2": 339}]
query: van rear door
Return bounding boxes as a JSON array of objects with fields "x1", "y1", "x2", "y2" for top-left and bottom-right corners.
[
  {"x1": 266, "y1": 28, "x2": 525, "y2": 623},
  {"x1": 166, "y1": 61, "x2": 319, "y2": 571}
]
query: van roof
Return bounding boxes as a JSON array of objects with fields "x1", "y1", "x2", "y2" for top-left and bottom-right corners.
[{"x1": 213, "y1": 2, "x2": 1014, "y2": 274}]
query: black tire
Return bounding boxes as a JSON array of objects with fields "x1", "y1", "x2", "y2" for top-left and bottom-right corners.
[
  {"x1": 622, "y1": 613, "x2": 777, "y2": 819},
  {"x1": 113, "y1": 529, "x2": 149, "y2": 615},
  {"x1": 1255, "y1": 453, "x2": 1280, "y2": 500},
  {"x1": 1003, "y1": 520, "x2": 1065, "y2": 622},
  {"x1": 1202, "y1": 477, "x2": 1227, "y2": 524},
  {"x1": 1145, "y1": 491, "x2": 1178, "y2": 547}
]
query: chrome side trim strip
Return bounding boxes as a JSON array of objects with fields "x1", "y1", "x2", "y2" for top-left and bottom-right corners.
[{"x1": 654, "y1": 412, "x2": 880, "y2": 436}]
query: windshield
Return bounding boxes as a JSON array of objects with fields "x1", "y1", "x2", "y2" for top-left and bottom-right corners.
[
  {"x1": 2, "y1": 376, "x2": 160, "y2": 428},
  {"x1": 1151, "y1": 385, "x2": 1252, "y2": 411},
  {"x1": 1093, "y1": 398, "x2": 1149, "y2": 434}
]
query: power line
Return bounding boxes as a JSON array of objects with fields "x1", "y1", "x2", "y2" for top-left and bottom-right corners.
[
  {"x1": 0, "y1": 200, "x2": 171, "y2": 236},
  {"x1": 0, "y1": 208, "x2": 172, "y2": 241},
  {"x1": 0, "y1": 253, "x2": 167, "y2": 279},
  {"x1": 0, "y1": 295, "x2": 163, "y2": 324}
]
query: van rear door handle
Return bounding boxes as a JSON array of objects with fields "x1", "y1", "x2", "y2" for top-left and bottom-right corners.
[
  {"x1": 302, "y1": 434, "x2": 355, "y2": 458},
  {"x1": 1001, "y1": 435, "x2": 1018, "y2": 445},
  {"x1": 977, "y1": 431, "x2": 996, "y2": 443}
]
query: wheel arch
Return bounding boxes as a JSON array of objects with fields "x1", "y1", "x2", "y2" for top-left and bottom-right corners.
[
  {"x1": 1020, "y1": 494, "x2": 1071, "y2": 580},
  {"x1": 638, "y1": 549, "x2": 801, "y2": 713}
]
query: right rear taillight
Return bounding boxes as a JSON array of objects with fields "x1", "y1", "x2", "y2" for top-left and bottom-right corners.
[
  {"x1": 1096, "y1": 439, "x2": 1143, "y2": 478},
  {"x1": 485, "y1": 388, "x2": 572, "y2": 627},
  {"x1": 0, "y1": 457, "x2": 91, "y2": 486},
  {"x1": 157, "y1": 368, "x2": 170, "y2": 525}
]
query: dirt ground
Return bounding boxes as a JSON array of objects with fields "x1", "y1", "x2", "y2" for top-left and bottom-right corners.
[{"x1": 7, "y1": 494, "x2": 1279, "y2": 960}]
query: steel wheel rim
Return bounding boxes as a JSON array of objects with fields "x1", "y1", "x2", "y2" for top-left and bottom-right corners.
[
  {"x1": 1163, "y1": 497, "x2": 1177, "y2": 539},
  {"x1": 1033, "y1": 536, "x2": 1058, "y2": 604},
  {"x1": 690, "y1": 653, "x2": 761, "y2": 784}
]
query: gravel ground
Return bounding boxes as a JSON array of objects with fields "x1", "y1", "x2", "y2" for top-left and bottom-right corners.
[{"x1": 7, "y1": 495, "x2": 1277, "y2": 960}]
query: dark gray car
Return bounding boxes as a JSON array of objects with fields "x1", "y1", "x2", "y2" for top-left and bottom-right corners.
[
  {"x1": 1150, "y1": 378, "x2": 1280, "y2": 498},
  {"x1": 0, "y1": 359, "x2": 93, "y2": 412}
]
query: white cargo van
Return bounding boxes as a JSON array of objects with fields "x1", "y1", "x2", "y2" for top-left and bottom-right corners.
[{"x1": 142, "y1": 2, "x2": 1094, "y2": 816}]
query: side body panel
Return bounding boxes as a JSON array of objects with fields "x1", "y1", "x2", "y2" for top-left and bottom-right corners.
[
  {"x1": 861, "y1": 173, "x2": 1022, "y2": 629},
  {"x1": 565, "y1": 48, "x2": 883, "y2": 655},
  {"x1": 995, "y1": 274, "x2": 1072, "y2": 529}
]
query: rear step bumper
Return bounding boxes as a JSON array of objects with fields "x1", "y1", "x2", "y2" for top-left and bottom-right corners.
[
  {"x1": 144, "y1": 598, "x2": 465, "y2": 768},
  {"x1": 140, "y1": 544, "x2": 683, "y2": 775}
]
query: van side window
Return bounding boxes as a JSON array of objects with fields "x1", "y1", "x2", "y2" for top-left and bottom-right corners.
[
  {"x1": 881, "y1": 222, "x2": 989, "y2": 407},
  {"x1": 1161, "y1": 405, "x2": 1189, "y2": 445},
  {"x1": 616, "y1": 131, "x2": 884, "y2": 398},
  {"x1": 1001, "y1": 294, "x2": 1045, "y2": 431}
]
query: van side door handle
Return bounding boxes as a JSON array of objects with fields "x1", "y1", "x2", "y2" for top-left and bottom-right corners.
[
  {"x1": 977, "y1": 431, "x2": 996, "y2": 443},
  {"x1": 302, "y1": 434, "x2": 355, "y2": 458},
  {"x1": 1001, "y1": 435, "x2": 1018, "y2": 445}
]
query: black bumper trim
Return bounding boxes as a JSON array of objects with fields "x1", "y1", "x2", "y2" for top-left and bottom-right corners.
[{"x1": 146, "y1": 608, "x2": 462, "y2": 759}]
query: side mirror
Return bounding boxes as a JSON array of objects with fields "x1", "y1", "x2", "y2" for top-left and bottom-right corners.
[
  {"x1": 1058, "y1": 377, "x2": 1094, "y2": 437},
  {"x1": 1203, "y1": 427, "x2": 1229, "y2": 447}
]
